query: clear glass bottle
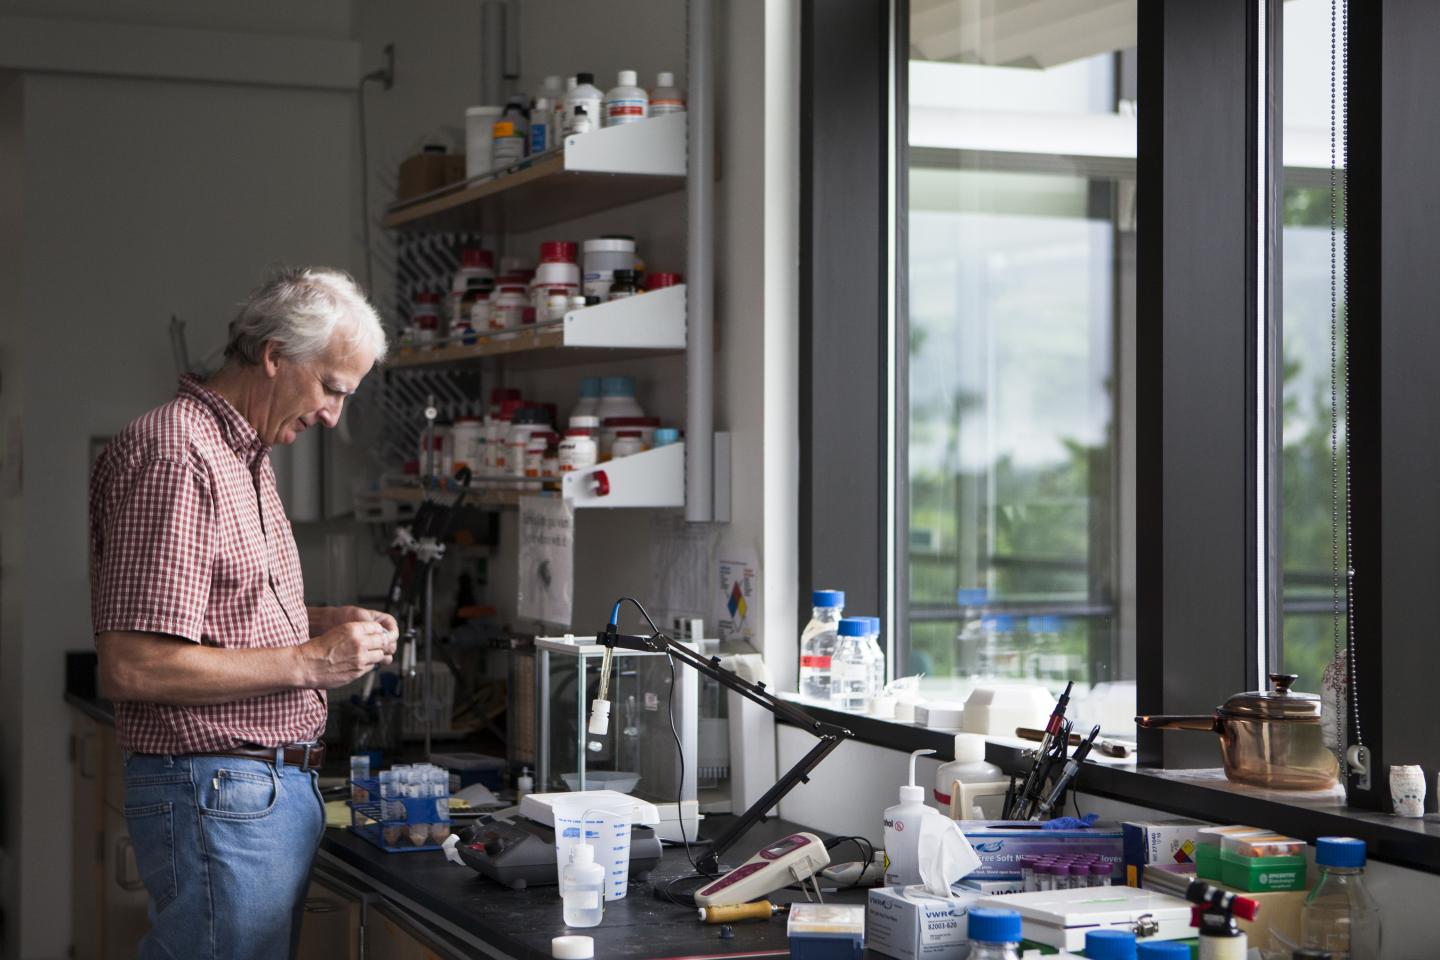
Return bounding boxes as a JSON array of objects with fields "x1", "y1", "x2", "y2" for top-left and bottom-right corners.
[
  {"x1": 829, "y1": 617, "x2": 873, "y2": 712},
  {"x1": 799, "y1": 590, "x2": 844, "y2": 700},
  {"x1": 863, "y1": 617, "x2": 886, "y2": 701},
  {"x1": 966, "y1": 908, "x2": 1022, "y2": 960},
  {"x1": 1301, "y1": 837, "x2": 1381, "y2": 960}
]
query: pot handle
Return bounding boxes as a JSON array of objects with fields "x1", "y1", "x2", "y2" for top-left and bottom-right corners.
[{"x1": 1134, "y1": 714, "x2": 1221, "y2": 732}]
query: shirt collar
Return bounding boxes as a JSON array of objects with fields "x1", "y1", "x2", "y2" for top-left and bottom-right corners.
[{"x1": 177, "y1": 375, "x2": 268, "y2": 462}]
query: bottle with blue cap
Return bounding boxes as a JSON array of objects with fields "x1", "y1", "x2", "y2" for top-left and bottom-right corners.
[
  {"x1": 799, "y1": 590, "x2": 844, "y2": 701},
  {"x1": 829, "y1": 617, "x2": 874, "y2": 711},
  {"x1": 1301, "y1": 837, "x2": 1380, "y2": 959},
  {"x1": 1084, "y1": 928, "x2": 1137, "y2": 960},
  {"x1": 966, "y1": 907, "x2": 1022, "y2": 960}
]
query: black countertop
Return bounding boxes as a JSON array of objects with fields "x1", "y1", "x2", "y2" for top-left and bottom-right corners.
[{"x1": 320, "y1": 816, "x2": 870, "y2": 960}]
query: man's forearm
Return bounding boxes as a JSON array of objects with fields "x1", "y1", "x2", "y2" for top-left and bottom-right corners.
[{"x1": 99, "y1": 632, "x2": 309, "y2": 706}]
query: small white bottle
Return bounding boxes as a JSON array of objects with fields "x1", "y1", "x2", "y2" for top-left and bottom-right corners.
[
  {"x1": 651, "y1": 71, "x2": 686, "y2": 116},
  {"x1": 883, "y1": 748, "x2": 935, "y2": 887},
  {"x1": 605, "y1": 70, "x2": 649, "y2": 126},
  {"x1": 554, "y1": 76, "x2": 576, "y2": 143},
  {"x1": 517, "y1": 766, "x2": 534, "y2": 800},
  {"x1": 565, "y1": 73, "x2": 604, "y2": 136},
  {"x1": 561, "y1": 843, "x2": 605, "y2": 928},
  {"x1": 933, "y1": 733, "x2": 1005, "y2": 815}
]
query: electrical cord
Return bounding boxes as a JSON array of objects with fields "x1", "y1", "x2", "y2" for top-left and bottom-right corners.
[
  {"x1": 603, "y1": 596, "x2": 718, "y2": 908},
  {"x1": 823, "y1": 835, "x2": 877, "y2": 890}
]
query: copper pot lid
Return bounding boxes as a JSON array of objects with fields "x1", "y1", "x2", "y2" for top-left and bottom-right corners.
[{"x1": 1218, "y1": 673, "x2": 1323, "y2": 721}]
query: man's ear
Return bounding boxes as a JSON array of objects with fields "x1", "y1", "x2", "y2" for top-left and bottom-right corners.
[{"x1": 260, "y1": 341, "x2": 282, "y2": 380}]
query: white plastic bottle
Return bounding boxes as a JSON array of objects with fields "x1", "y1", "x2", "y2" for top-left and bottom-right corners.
[
  {"x1": 553, "y1": 76, "x2": 576, "y2": 141},
  {"x1": 799, "y1": 590, "x2": 844, "y2": 701},
  {"x1": 605, "y1": 70, "x2": 649, "y2": 126},
  {"x1": 933, "y1": 733, "x2": 1005, "y2": 814},
  {"x1": 650, "y1": 71, "x2": 686, "y2": 116},
  {"x1": 517, "y1": 766, "x2": 534, "y2": 800},
  {"x1": 883, "y1": 748, "x2": 936, "y2": 887},
  {"x1": 829, "y1": 617, "x2": 873, "y2": 712},
  {"x1": 571, "y1": 378, "x2": 601, "y2": 421},
  {"x1": 502, "y1": 94, "x2": 530, "y2": 150},
  {"x1": 561, "y1": 843, "x2": 605, "y2": 928},
  {"x1": 532, "y1": 76, "x2": 562, "y2": 151},
  {"x1": 565, "y1": 73, "x2": 604, "y2": 136}
]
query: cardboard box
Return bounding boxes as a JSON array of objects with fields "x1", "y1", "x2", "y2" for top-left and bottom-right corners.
[
  {"x1": 865, "y1": 887, "x2": 982, "y2": 960},
  {"x1": 397, "y1": 150, "x2": 466, "y2": 200},
  {"x1": 1121, "y1": 818, "x2": 1205, "y2": 885},
  {"x1": 954, "y1": 820, "x2": 1123, "y2": 881}
]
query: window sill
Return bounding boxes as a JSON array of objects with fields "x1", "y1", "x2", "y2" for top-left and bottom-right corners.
[{"x1": 782, "y1": 701, "x2": 1440, "y2": 876}]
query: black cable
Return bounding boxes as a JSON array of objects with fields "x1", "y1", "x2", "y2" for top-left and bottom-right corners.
[
  {"x1": 663, "y1": 650, "x2": 701, "y2": 874},
  {"x1": 823, "y1": 835, "x2": 876, "y2": 889}
]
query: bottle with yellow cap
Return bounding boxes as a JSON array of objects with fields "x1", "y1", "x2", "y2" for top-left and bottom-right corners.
[{"x1": 491, "y1": 120, "x2": 525, "y2": 169}]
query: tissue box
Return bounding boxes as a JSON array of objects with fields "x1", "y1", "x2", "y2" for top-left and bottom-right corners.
[
  {"x1": 865, "y1": 887, "x2": 982, "y2": 960},
  {"x1": 1121, "y1": 819, "x2": 1204, "y2": 885},
  {"x1": 954, "y1": 820, "x2": 1123, "y2": 881}
]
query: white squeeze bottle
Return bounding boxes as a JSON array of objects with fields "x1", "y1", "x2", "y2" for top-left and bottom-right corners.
[
  {"x1": 565, "y1": 73, "x2": 604, "y2": 136},
  {"x1": 561, "y1": 842, "x2": 605, "y2": 928},
  {"x1": 799, "y1": 590, "x2": 845, "y2": 701},
  {"x1": 883, "y1": 748, "x2": 936, "y2": 887}
]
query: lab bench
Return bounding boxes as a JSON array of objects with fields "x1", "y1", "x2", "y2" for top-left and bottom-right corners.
[{"x1": 316, "y1": 815, "x2": 873, "y2": 960}]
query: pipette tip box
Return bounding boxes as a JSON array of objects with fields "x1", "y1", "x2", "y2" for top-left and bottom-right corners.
[{"x1": 787, "y1": 903, "x2": 865, "y2": 960}]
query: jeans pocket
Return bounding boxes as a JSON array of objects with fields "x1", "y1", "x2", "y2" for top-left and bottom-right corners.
[
  {"x1": 123, "y1": 802, "x2": 178, "y2": 913},
  {"x1": 199, "y1": 764, "x2": 279, "y2": 820}
]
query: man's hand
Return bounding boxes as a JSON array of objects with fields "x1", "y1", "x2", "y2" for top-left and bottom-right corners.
[
  {"x1": 308, "y1": 604, "x2": 399, "y2": 639},
  {"x1": 297, "y1": 619, "x2": 399, "y2": 689}
]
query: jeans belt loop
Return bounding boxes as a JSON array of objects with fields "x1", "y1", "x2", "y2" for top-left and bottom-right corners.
[
  {"x1": 302, "y1": 743, "x2": 313, "y2": 771},
  {"x1": 275, "y1": 746, "x2": 285, "y2": 768}
]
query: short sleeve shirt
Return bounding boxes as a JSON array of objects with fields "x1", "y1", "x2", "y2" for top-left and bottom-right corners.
[{"x1": 89, "y1": 375, "x2": 324, "y2": 753}]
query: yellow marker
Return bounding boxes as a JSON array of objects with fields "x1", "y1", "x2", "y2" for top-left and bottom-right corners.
[{"x1": 696, "y1": 901, "x2": 782, "y2": 924}]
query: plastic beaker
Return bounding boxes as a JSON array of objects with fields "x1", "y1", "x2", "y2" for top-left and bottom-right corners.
[{"x1": 550, "y1": 797, "x2": 634, "y2": 901}]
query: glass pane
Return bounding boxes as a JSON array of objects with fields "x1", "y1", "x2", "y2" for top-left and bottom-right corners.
[
  {"x1": 1280, "y1": 0, "x2": 1345, "y2": 692},
  {"x1": 904, "y1": 0, "x2": 1137, "y2": 733}
]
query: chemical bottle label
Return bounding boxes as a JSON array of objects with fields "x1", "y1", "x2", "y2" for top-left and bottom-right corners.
[
  {"x1": 606, "y1": 99, "x2": 647, "y2": 123},
  {"x1": 800, "y1": 655, "x2": 832, "y2": 669}
]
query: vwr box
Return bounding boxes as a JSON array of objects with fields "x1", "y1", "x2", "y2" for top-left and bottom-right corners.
[
  {"x1": 865, "y1": 887, "x2": 983, "y2": 960},
  {"x1": 954, "y1": 820, "x2": 1124, "y2": 881}
]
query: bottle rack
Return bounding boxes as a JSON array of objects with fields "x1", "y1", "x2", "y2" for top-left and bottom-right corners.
[{"x1": 347, "y1": 777, "x2": 453, "y2": 854}]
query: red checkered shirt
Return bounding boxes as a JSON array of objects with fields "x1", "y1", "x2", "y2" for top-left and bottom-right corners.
[{"x1": 89, "y1": 375, "x2": 325, "y2": 754}]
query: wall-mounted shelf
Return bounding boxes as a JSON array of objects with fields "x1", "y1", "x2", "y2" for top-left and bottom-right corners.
[
  {"x1": 377, "y1": 485, "x2": 533, "y2": 508},
  {"x1": 383, "y1": 114, "x2": 686, "y2": 233},
  {"x1": 386, "y1": 284, "x2": 687, "y2": 370},
  {"x1": 561, "y1": 442, "x2": 685, "y2": 509}
]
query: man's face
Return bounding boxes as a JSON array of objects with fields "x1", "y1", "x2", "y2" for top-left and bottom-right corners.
[{"x1": 263, "y1": 331, "x2": 376, "y2": 446}]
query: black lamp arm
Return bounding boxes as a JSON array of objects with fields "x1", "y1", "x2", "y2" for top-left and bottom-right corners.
[{"x1": 597, "y1": 630, "x2": 853, "y2": 875}]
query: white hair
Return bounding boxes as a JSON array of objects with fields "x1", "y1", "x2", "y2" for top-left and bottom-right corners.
[{"x1": 225, "y1": 266, "x2": 388, "y2": 367}]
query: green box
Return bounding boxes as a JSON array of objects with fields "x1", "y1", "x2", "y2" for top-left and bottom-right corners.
[
  {"x1": 1219, "y1": 850, "x2": 1307, "y2": 891},
  {"x1": 1195, "y1": 842, "x2": 1223, "y2": 881}
]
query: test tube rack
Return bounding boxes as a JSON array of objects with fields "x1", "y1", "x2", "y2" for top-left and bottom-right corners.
[{"x1": 347, "y1": 776, "x2": 453, "y2": 854}]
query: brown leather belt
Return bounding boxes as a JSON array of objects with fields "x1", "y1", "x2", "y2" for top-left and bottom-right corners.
[{"x1": 207, "y1": 741, "x2": 326, "y2": 771}]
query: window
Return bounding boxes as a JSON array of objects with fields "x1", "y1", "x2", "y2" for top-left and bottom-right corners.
[
  {"x1": 901, "y1": 1, "x2": 1137, "y2": 725},
  {"x1": 1279, "y1": 0, "x2": 1345, "y2": 694}
]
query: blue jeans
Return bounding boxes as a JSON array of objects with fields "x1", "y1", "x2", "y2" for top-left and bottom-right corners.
[{"x1": 123, "y1": 752, "x2": 325, "y2": 960}]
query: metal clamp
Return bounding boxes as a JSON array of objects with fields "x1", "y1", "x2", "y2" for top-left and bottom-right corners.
[{"x1": 1132, "y1": 913, "x2": 1159, "y2": 938}]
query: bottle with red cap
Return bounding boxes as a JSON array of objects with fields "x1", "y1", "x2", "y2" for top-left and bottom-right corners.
[
  {"x1": 492, "y1": 277, "x2": 529, "y2": 334},
  {"x1": 451, "y1": 248, "x2": 495, "y2": 333},
  {"x1": 532, "y1": 241, "x2": 580, "y2": 322},
  {"x1": 646, "y1": 272, "x2": 683, "y2": 292}
]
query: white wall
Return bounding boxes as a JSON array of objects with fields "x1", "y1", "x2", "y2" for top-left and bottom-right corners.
[
  {"x1": 776, "y1": 727, "x2": 1438, "y2": 959},
  {"x1": 3, "y1": 20, "x2": 358, "y2": 956}
]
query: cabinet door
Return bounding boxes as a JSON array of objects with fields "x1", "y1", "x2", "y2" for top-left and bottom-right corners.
[
  {"x1": 101, "y1": 803, "x2": 151, "y2": 960},
  {"x1": 366, "y1": 904, "x2": 451, "y2": 960},
  {"x1": 71, "y1": 711, "x2": 104, "y2": 960},
  {"x1": 295, "y1": 874, "x2": 361, "y2": 960}
]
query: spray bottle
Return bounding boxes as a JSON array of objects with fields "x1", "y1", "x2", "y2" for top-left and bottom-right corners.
[{"x1": 883, "y1": 748, "x2": 935, "y2": 887}]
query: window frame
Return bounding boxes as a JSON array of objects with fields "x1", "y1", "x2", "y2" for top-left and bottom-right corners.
[{"x1": 801, "y1": 0, "x2": 1282, "y2": 766}]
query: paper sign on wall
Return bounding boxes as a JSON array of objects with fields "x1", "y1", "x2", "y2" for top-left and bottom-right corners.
[
  {"x1": 714, "y1": 548, "x2": 759, "y2": 647},
  {"x1": 518, "y1": 495, "x2": 574, "y2": 627}
]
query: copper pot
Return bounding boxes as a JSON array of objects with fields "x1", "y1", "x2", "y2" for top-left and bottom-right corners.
[{"x1": 1135, "y1": 673, "x2": 1339, "y2": 790}]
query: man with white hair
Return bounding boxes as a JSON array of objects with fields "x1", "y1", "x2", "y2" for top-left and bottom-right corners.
[{"x1": 89, "y1": 266, "x2": 394, "y2": 959}]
